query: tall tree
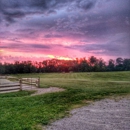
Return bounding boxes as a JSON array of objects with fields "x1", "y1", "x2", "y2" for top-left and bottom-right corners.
[
  {"x1": 116, "y1": 57, "x2": 123, "y2": 71},
  {"x1": 107, "y1": 59, "x2": 115, "y2": 71},
  {"x1": 123, "y1": 59, "x2": 130, "y2": 70}
]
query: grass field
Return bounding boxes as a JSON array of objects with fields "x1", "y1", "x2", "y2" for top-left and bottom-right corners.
[{"x1": 0, "y1": 71, "x2": 130, "y2": 130}]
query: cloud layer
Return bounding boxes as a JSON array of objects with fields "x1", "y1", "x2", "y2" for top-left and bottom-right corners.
[{"x1": 0, "y1": 0, "x2": 130, "y2": 62}]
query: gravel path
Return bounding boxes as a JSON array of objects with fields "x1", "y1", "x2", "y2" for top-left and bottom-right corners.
[
  {"x1": 0, "y1": 78, "x2": 15, "y2": 84},
  {"x1": 46, "y1": 97, "x2": 130, "y2": 130}
]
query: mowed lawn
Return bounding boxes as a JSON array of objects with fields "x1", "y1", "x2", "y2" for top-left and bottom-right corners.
[{"x1": 0, "y1": 72, "x2": 130, "y2": 130}]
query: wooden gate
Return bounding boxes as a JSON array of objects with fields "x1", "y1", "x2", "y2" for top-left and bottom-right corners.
[{"x1": 20, "y1": 77, "x2": 40, "y2": 88}]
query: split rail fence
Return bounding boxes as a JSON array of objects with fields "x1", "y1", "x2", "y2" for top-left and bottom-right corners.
[{"x1": 0, "y1": 76, "x2": 40, "y2": 93}]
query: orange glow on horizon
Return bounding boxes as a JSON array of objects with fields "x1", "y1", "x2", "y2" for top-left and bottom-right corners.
[
  {"x1": 0, "y1": 49, "x2": 4, "y2": 52},
  {"x1": 57, "y1": 56, "x2": 72, "y2": 60},
  {"x1": 47, "y1": 55, "x2": 73, "y2": 60},
  {"x1": 47, "y1": 55, "x2": 55, "y2": 59}
]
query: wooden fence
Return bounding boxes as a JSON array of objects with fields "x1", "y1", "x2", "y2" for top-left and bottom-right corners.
[
  {"x1": 0, "y1": 83, "x2": 22, "y2": 93},
  {"x1": 0, "y1": 76, "x2": 40, "y2": 93},
  {"x1": 0, "y1": 76, "x2": 21, "y2": 93}
]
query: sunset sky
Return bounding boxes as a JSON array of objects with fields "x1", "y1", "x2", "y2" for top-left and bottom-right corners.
[{"x1": 0, "y1": 0, "x2": 130, "y2": 63}]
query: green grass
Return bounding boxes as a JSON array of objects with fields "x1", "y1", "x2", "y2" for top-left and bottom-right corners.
[
  {"x1": 0, "y1": 90, "x2": 36, "y2": 98},
  {"x1": 0, "y1": 71, "x2": 130, "y2": 130}
]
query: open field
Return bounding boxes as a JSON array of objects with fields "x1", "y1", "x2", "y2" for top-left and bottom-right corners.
[{"x1": 0, "y1": 71, "x2": 130, "y2": 130}]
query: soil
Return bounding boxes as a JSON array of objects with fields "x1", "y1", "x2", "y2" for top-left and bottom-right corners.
[{"x1": 22, "y1": 85, "x2": 65, "y2": 96}]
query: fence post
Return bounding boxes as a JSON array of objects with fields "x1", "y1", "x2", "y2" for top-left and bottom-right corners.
[
  {"x1": 38, "y1": 77, "x2": 40, "y2": 88},
  {"x1": 19, "y1": 79, "x2": 22, "y2": 91},
  {"x1": 31, "y1": 77, "x2": 32, "y2": 89}
]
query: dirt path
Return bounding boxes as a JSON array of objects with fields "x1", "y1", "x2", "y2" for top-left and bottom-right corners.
[
  {"x1": 22, "y1": 86, "x2": 65, "y2": 96},
  {"x1": 46, "y1": 97, "x2": 130, "y2": 130}
]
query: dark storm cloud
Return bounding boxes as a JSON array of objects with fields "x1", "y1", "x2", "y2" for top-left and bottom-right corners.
[
  {"x1": 14, "y1": 28, "x2": 40, "y2": 39},
  {"x1": 0, "y1": 0, "x2": 97, "y2": 24},
  {"x1": 0, "y1": 0, "x2": 56, "y2": 23},
  {"x1": 0, "y1": 0, "x2": 100, "y2": 40},
  {"x1": 76, "y1": 0, "x2": 96, "y2": 10},
  {"x1": 0, "y1": 43, "x2": 51, "y2": 51},
  {"x1": 47, "y1": 10, "x2": 57, "y2": 15},
  {"x1": 16, "y1": 29, "x2": 35, "y2": 33},
  {"x1": 30, "y1": 44, "x2": 51, "y2": 49},
  {"x1": 0, "y1": 43, "x2": 23, "y2": 49},
  {"x1": 3, "y1": 10, "x2": 25, "y2": 23},
  {"x1": 44, "y1": 34, "x2": 63, "y2": 38},
  {"x1": 15, "y1": 29, "x2": 37, "y2": 36}
]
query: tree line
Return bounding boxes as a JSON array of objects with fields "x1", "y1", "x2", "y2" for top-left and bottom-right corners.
[{"x1": 0, "y1": 56, "x2": 130, "y2": 74}]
